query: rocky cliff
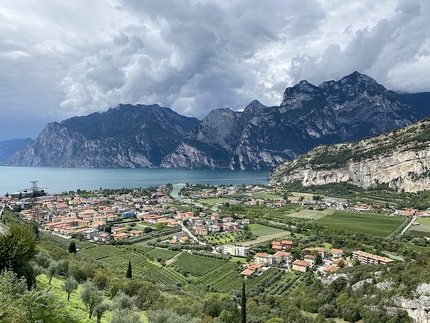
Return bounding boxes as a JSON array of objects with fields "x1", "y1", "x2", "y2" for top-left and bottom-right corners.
[
  {"x1": 3, "y1": 104, "x2": 199, "y2": 168},
  {"x1": 269, "y1": 119, "x2": 430, "y2": 192},
  {"x1": 4, "y1": 72, "x2": 430, "y2": 169},
  {"x1": 0, "y1": 138, "x2": 32, "y2": 163},
  {"x1": 162, "y1": 71, "x2": 427, "y2": 170}
]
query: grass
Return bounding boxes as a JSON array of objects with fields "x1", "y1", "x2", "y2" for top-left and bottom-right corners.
[
  {"x1": 285, "y1": 207, "x2": 335, "y2": 220},
  {"x1": 249, "y1": 223, "x2": 286, "y2": 236},
  {"x1": 37, "y1": 274, "x2": 148, "y2": 323},
  {"x1": 252, "y1": 192, "x2": 284, "y2": 199},
  {"x1": 145, "y1": 248, "x2": 180, "y2": 261},
  {"x1": 205, "y1": 232, "x2": 242, "y2": 244},
  {"x1": 314, "y1": 210, "x2": 406, "y2": 237},
  {"x1": 416, "y1": 217, "x2": 430, "y2": 225}
]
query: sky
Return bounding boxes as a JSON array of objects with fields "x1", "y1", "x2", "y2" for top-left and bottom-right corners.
[{"x1": 0, "y1": 0, "x2": 429, "y2": 140}]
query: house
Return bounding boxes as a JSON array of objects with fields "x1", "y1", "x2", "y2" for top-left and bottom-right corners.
[
  {"x1": 316, "y1": 247, "x2": 326, "y2": 258},
  {"x1": 112, "y1": 226, "x2": 127, "y2": 235},
  {"x1": 128, "y1": 230, "x2": 143, "y2": 237},
  {"x1": 113, "y1": 232, "x2": 129, "y2": 241},
  {"x1": 195, "y1": 227, "x2": 208, "y2": 236},
  {"x1": 282, "y1": 240, "x2": 294, "y2": 249},
  {"x1": 273, "y1": 251, "x2": 292, "y2": 264},
  {"x1": 272, "y1": 241, "x2": 283, "y2": 251},
  {"x1": 83, "y1": 229, "x2": 98, "y2": 240},
  {"x1": 324, "y1": 265, "x2": 340, "y2": 273},
  {"x1": 98, "y1": 232, "x2": 111, "y2": 242},
  {"x1": 303, "y1": 254, "x2": 316, "y2": 266},
  {"x1": 352, "y1": 250, "x2": 394, "y2": 265},
  {"x1": 208, "y1": 225, "x2": 221, "y2": 233},
  {"x1": 222, "y1": 245, "x2": 250, "y2": 257},
  {"x1": 292, "y1": 259, "x2": 310, "y2": 272},
  {"x1": 222, "y1": 222, "x2": 240, "y2": 231},
  {"x1": 331, "y1": 248, "x2": 343, "y2": 258},
  {"x1": 255, "y1": 253, "x2": 276, "y2": 265}
]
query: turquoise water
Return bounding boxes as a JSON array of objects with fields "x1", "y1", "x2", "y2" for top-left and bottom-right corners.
[{"x1": 0, "y1": 166, "x2": 269, "y2": 196}]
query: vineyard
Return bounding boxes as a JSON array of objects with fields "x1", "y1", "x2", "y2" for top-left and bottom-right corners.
[
  {"x1": 146, "y1": 248, "x2": 180, "y2": 261},
  {"x1": 79, "y1": 244, "x2": 187, "y2": 285},
  {"x1": 171, "y1": 253, "x2": 228, "y2": 277}
]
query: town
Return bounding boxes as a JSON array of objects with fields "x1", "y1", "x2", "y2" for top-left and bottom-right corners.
[{"x1": 1, "y1": 182, "x2": 425, "y2": 278}]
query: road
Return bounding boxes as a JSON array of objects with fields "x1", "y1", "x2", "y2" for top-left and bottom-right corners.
[
  {"x1": 401, "y1": 216, "x2": 417, "y2": 235},
  {"x1": 236, "y1": 231, "x2": 290, "y2": 246},
  {"x1": 179, "y1": 221, "x2": 206, "y2": 245},
  {"x1": 0, "y1": 202, "x2": 9, "y2": 234}
]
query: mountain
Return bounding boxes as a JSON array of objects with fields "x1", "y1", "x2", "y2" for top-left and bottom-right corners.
[
  {"x1": 3, "y1": 104, "x2": 199, "y2": 168},
  {"x1": 4, "y1": 72, "x2": 430, "y2": 169},
  {"x1": 161, "y1": 71, "x2": 427, "y2": 169},
  {"x1": 269, "y1": 118, "x2": 430, "y2": 192},
  {"x1": 0, "y1": 138, "x2": 33, "y2": 163}
]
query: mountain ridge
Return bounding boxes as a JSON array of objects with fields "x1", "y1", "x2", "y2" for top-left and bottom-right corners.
[
  {"x1": 3, "y1": 71, "x2": 430, "y2": 169},
  {"x1": 269, "y1": 118, "x2": 430, "y2": 192}
]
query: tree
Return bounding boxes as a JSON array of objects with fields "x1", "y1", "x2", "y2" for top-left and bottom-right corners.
[
  {"x1": 94, "y1": 302, "x2": 110, "y2": 323},
  {"x1": 126, "y1": 260, "x2": 132, "y2": 279},
  {"x1": 0, "y1": 223, "x2": 37, "y2": 289},
  {"x1": 69, "y1": 241, "x2": 77, "y2": 253},
  {"x1": 112, "y1": 291, "x2": 136, "y2": 310},
  {"x1": 81, "y1": 281, "x2": 103, "y2": 318},
  {"x1": 47, "y1": 260, "x2": 58, "y2": 284},
  {"x1": 1, "y1": 270, "x2": 80, "y2": 323},
  {"x1": 110, "y1": 309, "x2": 142, "y2": 323},
  {"x1": 241, "y1": 281, "x2": 246, "y2": 323},
  {"x1": 62, "y1": 275, "x2": 78, "y2": 301}
]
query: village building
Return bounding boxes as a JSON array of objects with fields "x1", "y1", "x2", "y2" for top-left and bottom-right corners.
[
  {"x1": 352, "y1": 250, "x2": 394, "y2": 265},
  {"x1": 292, "y1": 259, "x2": 309, "y2": 272}
]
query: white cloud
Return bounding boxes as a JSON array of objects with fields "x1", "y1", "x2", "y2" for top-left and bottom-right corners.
[{"x1": 0, "y1": 0, "x2": 429, "y2": 139}]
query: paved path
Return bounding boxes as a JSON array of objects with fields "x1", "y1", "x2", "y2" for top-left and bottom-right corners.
[
  {"x1": 179, "y1": 221, "x2": 206, "y2": 245},
  {"x1": 401, "y1": 216, "x2": 417, "y2": 235},
  {"x1": 236, "y1": 231, "x2": 290, "y2": 247}
]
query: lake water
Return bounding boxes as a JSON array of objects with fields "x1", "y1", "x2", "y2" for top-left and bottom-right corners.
[{"x1": 0, "y1": 166, "x2": 269, "y2": 196}]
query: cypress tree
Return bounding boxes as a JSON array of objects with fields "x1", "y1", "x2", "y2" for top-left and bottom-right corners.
[
  {"x1": 241, "y1": 281, "x2": 246, "y2": 323},
  {"x1": 126, "y1": 261, "x2": 132, "y2": 278},
  {"x1": 68, "y1": 241, "x2": 77, "y2": 253}
]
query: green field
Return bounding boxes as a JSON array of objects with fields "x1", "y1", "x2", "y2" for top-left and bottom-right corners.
[
  {"x1": 252, "y1": 192, "x2": 284, "y2": 199},
  {"x1": 285, "y1": 207, "x2": 335, "y2": 220},
  {"x1": 416, "y1": 218, "x2": 430, "y2": 225},
  {"x1": 249, "y1": 223, "x2": 286, "y2": 236},
  {"x1": 314, "y1": 210, "x2": 406, "y2": 237}
]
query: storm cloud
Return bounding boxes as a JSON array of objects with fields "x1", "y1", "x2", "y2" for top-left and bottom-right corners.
[{"x1": 0, "y1": 0, "x2": 429, "y2": 139}]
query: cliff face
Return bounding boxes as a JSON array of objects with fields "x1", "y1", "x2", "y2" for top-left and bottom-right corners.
[
  {"x1": 4, "y1": 72, "x2": 430, "y2": 169},
  {"x1": 4, "y1": 104, "x2": 199, "y2": 168},
  {"x1": 162, "y1": 71, "x2": 426, "y2": 170},
  {"x1": 395, "y1": 283, "x2": 430, "y2": 323},
  {"x1": 270, "y1": 119, "x2": 430, "y2": 192}
]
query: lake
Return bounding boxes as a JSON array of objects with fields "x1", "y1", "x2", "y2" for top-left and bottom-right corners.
[{"x1": 0, "y1": 166, "x2": 269, "y2": 196}]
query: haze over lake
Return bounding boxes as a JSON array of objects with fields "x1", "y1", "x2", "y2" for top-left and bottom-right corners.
[{"x1": 0, "y1": 167, "x2": 269, "y2": 196}]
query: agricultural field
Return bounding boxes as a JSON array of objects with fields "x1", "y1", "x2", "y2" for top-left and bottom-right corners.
[
  {"x1": 251, "y1": 192, "x2": 284, "y2": 200},
  {"x1": 249, "y1": 223, "x2": 286, "y2": 236},
  {"x1": 80, "y1": 244, "x2": 186, "y2": 285},
  {"x1": 407, "y1": 218, "x2": 430, "y2": 236},
  {"x1": 145, "y1": 248, "x2": 180, "y2": 261},
  {"x1": 200, "y1": 198, "x2": 239, "y2": 206},
  {"x1": 171, "y1": 253, "x2": 227, "y2": 277},
  {"x1": 314, "y1": 210, "x2": 406, "y2": 237},
  {"x1": 285, "y1": 207, "x2": 335, "y2": 220}
]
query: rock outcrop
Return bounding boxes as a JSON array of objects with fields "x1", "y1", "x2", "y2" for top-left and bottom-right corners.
[
  {"x1": 396, "y1": 283, "x2": 430, "y2": 323},
  {"x1": 270, "y1": 119, "x2": 430, "y2": 192}
]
